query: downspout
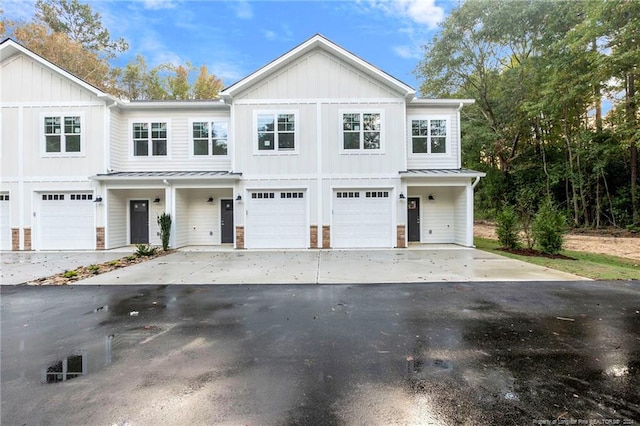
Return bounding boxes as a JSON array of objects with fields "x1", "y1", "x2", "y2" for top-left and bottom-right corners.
[
  {"x1": 472, "y1": 176, "x2": 481, "y2": 189},
  {"x1": 457, "y1": 102, "x2": 464, "y2": 170}
]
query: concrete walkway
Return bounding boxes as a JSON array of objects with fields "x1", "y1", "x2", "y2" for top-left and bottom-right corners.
[{"x1": 1, "y1": 246, "x2": 587, "y2": 285}]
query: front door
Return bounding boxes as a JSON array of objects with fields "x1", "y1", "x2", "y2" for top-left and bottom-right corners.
[
  {"x1": 408, "y1": 197, "x2": 421, "y2": 242},
  {"x1": 220, "y1": 199, "x2": 234, "y2": 243},
  {"x1": 130, "y1": 200, "x2": 149, "y2": 244}
]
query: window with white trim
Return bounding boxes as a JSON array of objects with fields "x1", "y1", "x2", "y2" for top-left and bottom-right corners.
[
  {"x1": 44, "y1": 116, "x2": 81, "y2": 153},
  {"x1": 133, "y1": 121, "x2": 167, "y2": 156},
  {"x1": 342, "y1": 112, "x2": 381, "y2": 150},
  {"x1": 411, "y1": 118, "x2": 448, "y2": 154},
  {"x1": 192, "y1": 121, "x2": 228, "y2": 156},
  {"x1": 256, "y1": 113, "x2": 296, "y2": 151}
]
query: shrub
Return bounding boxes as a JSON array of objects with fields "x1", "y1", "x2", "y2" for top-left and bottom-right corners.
[
  {"x1": 63, "y1": 270, "x2": 78, "y2": 279},
  {"x1": 135, "y1": 244, "x2": 158, "y2": 257},
  {"x1": 532, "y1": 200, "x2": 566, "y2": 255},
  {"x1": 157, "y1": 212, "x2": 172, "y2": 251},
  {"x1": 496, "y1": 204, "x2": 520, "y2": 250}
]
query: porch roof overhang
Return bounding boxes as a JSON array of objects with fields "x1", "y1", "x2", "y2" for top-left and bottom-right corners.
[
  {"x1": 90, "y1": 171, "x2": 242, "y2": 182},
  {"x1": 400, "y1": 169, "x2": 486, "y2": 179}
]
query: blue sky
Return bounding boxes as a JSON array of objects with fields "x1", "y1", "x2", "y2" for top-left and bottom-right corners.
[{"x1": 4, "y1": 0, "x2": 456, "y2": 90}]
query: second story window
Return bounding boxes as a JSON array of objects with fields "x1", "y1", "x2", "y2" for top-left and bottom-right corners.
[
  {"x1": 411, "y1": 118, "x2": 448, "y2": 154},
  {"x1": 342, "y1": 112, "x2": 381, "y2": 151},
  {"x1": 133, "y1": 122, "x2": 167, "y2": 156},
  {"x1": 192, "y1": 121, "x2": 228, "y2": 156},
  {"x1": 257, "y1": 113, "x2": 295, "y2": 152},
  {"x1": 44, "y1": 116, "x2": 81, "y2": 154}
]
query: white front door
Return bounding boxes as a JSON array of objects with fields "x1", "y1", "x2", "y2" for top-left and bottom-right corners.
[
  {"x1": 332, "y1": 189, "x2": 393, "y2": 248},
  {"x1": 39, "y1": 193, "x2": 95, "y2": 250},
  {"x1": 0, "y1": 194, "x2": 10, "y2": 250},
  {"x1": 245, "y1": 191, "x2": 307, "y2": 249}
]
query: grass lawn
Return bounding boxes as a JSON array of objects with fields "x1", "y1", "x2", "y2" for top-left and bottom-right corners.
[{"x1": 474, "y1": 237, "x2": 640, "y2": 280}]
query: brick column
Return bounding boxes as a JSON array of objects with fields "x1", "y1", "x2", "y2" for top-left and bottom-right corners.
[
  {"x1": 96, "y1": 227, "x2": 105, "y2": 250},
  {"x1": 23, "y1": 228, "x2": 31, "y2": 251},
  {"x1": 235, "y1": 226, "x2": 244, "y2": 249},
  {"x1": 396, "y1": 225, "x2": 406, "y2": 248},
  {"x1": 322, "y1": 226, "x2": 330, "y2": 249},
  {"x1": 310, "y1": 225, "x2": 318, "y2": 248},
  {"x1": 11, "y1": 228, "x2": 19, "y2": 251}
]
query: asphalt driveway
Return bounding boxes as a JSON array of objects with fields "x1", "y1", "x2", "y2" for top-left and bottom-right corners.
[
  {"x1": 1, "y1": 247, "x2": 586, "y2": 285},
  {"x1": 1, "y1": 281, "x2": 638, "y2": 424}
]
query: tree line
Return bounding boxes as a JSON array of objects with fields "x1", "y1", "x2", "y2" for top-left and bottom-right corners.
[
  {"x1": 417, "y1": 0, "x2": 639, "y2": 229},
  {"x1": 0, "y1": 0, "x2": 223, "y2": 100}
]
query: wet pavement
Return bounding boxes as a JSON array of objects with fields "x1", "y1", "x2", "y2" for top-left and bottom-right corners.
[{"x1": 1, "y1": 281, "x2": 639, "y2": 425}]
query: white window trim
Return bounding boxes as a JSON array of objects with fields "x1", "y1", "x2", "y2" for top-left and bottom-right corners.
[
  {"x1": 252, "y1": 110, "x2": 299, "y2": 155},
  {"x1": 338, "y1": 109, "x2": 385, "y2": 154},
  {"x1": 40, "y1": 112, "x2": 85, "y2": 157},
  {"x1": 189, "y1": 117, "x2": 230, "y2": 158},
  {"x1": 128, "y1": 118, "x2": 172, "y2": 159},
  {"x1": 408, "y1": 115, "x2": 451, "y2": 157}
]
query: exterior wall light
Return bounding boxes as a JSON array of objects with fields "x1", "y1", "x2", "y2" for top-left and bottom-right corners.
[
  {"x1": 93, "y1": 197, "x2": 103, "y2": 203},
  {"x1": 399, "y1": 193, "x2": 406, "y2": 199},
  {"x1": 428, "y1": 195, "x2": 435, "y2": 201},
  {"x1": 207, "y1": 197, "x2": 215, "y2": 203},
  {"x1": 154, "y1": 197, "x2": 161, "y2": 203},
  {"x1": 235, "y1": 195, "x2": 242, "y2": 201}
]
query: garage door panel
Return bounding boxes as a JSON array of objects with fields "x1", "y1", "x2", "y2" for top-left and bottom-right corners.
[
  {"x1": 40, "y1": 193, "x2": 94, "y2": 250},
  {"x1": 246, "y1": 191, "x2": 307, "y2": 249},
  {"x1": 333, "y1": 190, "x2": 392, "y2": 248},
  {"x1": 0, "y1": 194, "x2": 10, "y2": 250}
]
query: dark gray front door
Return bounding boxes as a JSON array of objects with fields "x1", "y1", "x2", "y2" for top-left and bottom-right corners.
[
  {"x1": 220, "y1": 199, "x2": 234, "y2": 243},
  {"x1": 130, "y1": 200, "x2": 149, "y2": 244},
  {"x1": 408, "y1": 197, "x2": 420, "y2": 242}
]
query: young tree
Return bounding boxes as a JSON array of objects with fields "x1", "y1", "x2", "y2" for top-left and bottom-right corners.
[{"x1": 193, "y1": 65, "x2": 224, "y2": 99}]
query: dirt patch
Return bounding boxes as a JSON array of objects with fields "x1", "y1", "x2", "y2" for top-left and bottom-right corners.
[
  {"x1": 475, "y1": 221, "x2": 640, "y2": 261},
  {"x1": 29, "y1": 250, "x2": 173, "y2": 285},
  {"x1": 497, "y1": 247, "x2": 575, "y2": 260}
]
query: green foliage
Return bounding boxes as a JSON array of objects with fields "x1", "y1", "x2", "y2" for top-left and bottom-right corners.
[
  {"x1": 135, "y1": 244, "x2": 158, "y2": 257},
  {"x1": 157, "y1": 212, "x2": 172, "y2": 251},
  {"x1": 532, "y1": 200, "x2": 566, "y2": 255},
  {"x1": 63, "y1": 270, "x2": 78, "y2": 279},
  {"x1": 495, "y1": 205, "x2": 520, "y2": 250},
  {"x1": 87, "y1": 264, "x2": 99, "y2": 272}
]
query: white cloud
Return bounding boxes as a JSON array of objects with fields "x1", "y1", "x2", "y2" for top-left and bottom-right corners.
[
  {"x1": 208, "y1": 60, "x2": 247, "y2": 85},
  {"x1": 230, "y1": 0, "x2": 253, "y2": 20},
  {"x1": 393, "y1": 45, "x2": 421, "y2": 60},
  {"x1": 366, "y1": 0, "x2": 445, "y2": 29},
  {"x1": 141, "y1": 0, "x2": 178, "y2": 10},
  {"x1": 262, "y1": 24, "x2": 294, "y2": 42}
]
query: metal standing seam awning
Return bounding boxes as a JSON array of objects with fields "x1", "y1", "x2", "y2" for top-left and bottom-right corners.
[
  {"x1": 90, "y1": 171, "x2": 242, "y2": 183},
  {"x1": 400, "y1": 169, "x2": 485, "y2": 188}
]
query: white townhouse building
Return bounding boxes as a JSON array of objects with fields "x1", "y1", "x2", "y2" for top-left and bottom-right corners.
[{"x1": 0, "y1": 35, "x2": 484, "y2": 251}]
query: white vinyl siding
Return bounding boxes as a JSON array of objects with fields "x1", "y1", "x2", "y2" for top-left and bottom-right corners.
[{"x1": 407, "y1": 109, "x2": 460, "y2": 170}]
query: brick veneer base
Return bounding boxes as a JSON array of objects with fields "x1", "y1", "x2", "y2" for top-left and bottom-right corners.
[
  {"x1": 322, "y1": 226, "x2": 330, "y2": 249},
  {"x1": 310, "y1": 225, "x2": 318, "y2": 248},
  {"x1": 11, "y1": 228, "x2": 19, "y2": 251},
  {"x1": 96, "y1": 227, "x2": 105, "y2": 250},
  {"x1": 235, "y1": 226, "x2": 245, "y2": 249},
  {"x1": 23, "y1": 228, "x2": 31, "y2": 251},
  {"x1": 396, "y1": 225, "x2": 406, "y2": 248}
]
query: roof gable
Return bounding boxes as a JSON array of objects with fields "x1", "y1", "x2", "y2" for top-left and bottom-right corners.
[
  {"x1": 221, "y1": 34, "x2": 416, "y2": 101},
  {"x1": 0, "y1": 38, "x2": 117, "y2": 102}
]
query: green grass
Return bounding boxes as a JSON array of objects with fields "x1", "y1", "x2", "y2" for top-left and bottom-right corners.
[{"x1": 475, "y1": 237, "x2": 640, "y2": 280}]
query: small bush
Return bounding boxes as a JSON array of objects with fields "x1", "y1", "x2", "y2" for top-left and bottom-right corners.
[
  {"x1": 135, "y1": 244, "x2": 158, "y2": 257},
  {"x1": 63, "y1": 270, "x2": 78, "y2": 279},
  {"x1": 496, "y1": 205, "x2": 520, "y2": 250},
  {"x1": 87, "y1": 264, "x2": 100, "y2": 274},
  {"x1": 157, "y1": 212, "x2": 172, "y2": 251},
  {"x1": 532, "y1": 200, "x2": 566, "y2": 254}
]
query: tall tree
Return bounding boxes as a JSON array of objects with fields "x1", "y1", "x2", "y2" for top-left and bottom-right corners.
[
  {"x1": 193, "y1": 65, "x2": 224, "y2": 99},
  {"x1": 34, "y1": 0, "x2": 127, "y2": 58}
]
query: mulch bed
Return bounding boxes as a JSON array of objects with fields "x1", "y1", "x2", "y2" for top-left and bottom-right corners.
[
  {"x1": 29, "y1": 249, "x2": 174, "y2": 286},
  {"x1": 497, "y1": 247, "x2": 576, "y2": 260}
]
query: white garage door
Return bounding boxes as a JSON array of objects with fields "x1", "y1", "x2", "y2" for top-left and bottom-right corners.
[
  {"x1": 0, "y1": 194, "x2": 10, "y2": 250},
  {"x1": 332, "y1": 190, "x2": 393, "y2": 248},
  {"x1": 39, "y1": 193, "x2": 95, "y2": 250},
  {"x1": 245, "y1": 191, "x2": 307, "y2": 249}
]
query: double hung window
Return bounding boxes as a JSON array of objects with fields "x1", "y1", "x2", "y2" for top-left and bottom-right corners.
[
  {"x1": 192, "y1": 121, "x2": 228, "y2": 156},
  {"x1": 133, "y1": 122, "x2": 167, "y2": 156},
  {"x1": 257, "y1": 113, "x2": 296, "y2": 152},
  {"x1": 44, "y1": 116, "x2": 81, "y2": 154},
  {"x1": 342, "y1": 112, "x2": 381, "y2": 151},
  {"x1": 411, "y1": 118, "x2": 448, "y2": 154}
]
